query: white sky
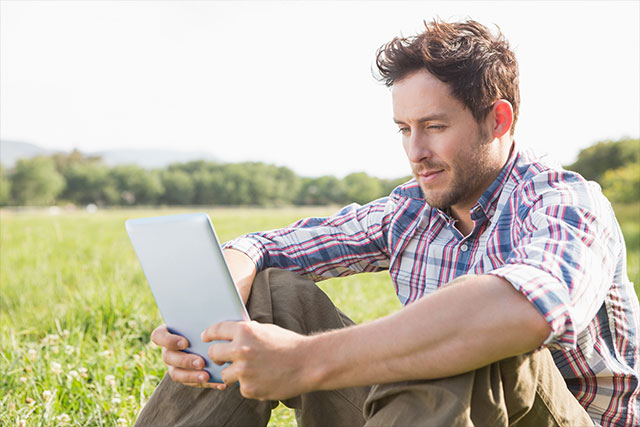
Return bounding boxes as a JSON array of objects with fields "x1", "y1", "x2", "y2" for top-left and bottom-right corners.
[{"x1": 1, "y1": 0, "x2": 639, "y2": 178}]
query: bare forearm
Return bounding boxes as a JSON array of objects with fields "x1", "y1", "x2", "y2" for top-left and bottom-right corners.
[
  {"x1": 304, "y1": 274, "x2": 551, "y2": 391},
  {"x1": 223, "y1": 248, "x2": 256, "y2": 303}
]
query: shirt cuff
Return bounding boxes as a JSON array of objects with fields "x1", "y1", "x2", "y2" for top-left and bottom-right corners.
[
  {"x1": 486, "y1": 263, "x2": 575, "y2": 350},
  {"x1": 222, "y1": 235, "x2": 268, "y2": 271}
]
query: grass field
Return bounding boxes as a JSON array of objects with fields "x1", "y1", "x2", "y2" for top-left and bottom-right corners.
[{"x1": 1, "y1": 204, "x2": 638, "y2": 426}]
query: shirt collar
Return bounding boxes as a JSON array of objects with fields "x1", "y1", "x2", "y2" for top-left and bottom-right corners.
[{"x1": 469, "y1": 144, "x2": 519, "y2": 222}]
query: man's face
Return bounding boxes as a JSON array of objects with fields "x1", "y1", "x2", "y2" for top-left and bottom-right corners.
[{"x1": 392, "y1": 70, "x2": 501, "y2": 212}]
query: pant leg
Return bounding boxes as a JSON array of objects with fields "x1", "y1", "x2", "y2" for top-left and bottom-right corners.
[
  {"x1": 248, "y1": 268, "x2": 371, "y2": 427},
  {"x1": 362, "y1": 349, "x2": 593, "y2": 427},
  {"x1": 135, "y1": 268, "x2": 369, "y2": 427}
]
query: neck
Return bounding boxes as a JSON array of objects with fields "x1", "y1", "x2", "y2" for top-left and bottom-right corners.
[{"x1": 449, "y1": 140, "x2": 515, "y2": 236}]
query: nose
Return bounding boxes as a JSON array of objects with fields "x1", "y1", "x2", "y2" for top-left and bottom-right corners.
[{"x1": 404, "y1": 132, "x2": 432, "y2": 163}]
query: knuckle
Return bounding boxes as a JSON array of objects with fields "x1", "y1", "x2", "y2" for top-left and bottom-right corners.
[
  {"x1": 238, "y1": 322, "x2": 253, "y2": 336},
  {"x1": 168, "y1": 366, "x2": 177, "y2": 381},
  {"x1": 235, "y1": 345, "x2": 252, "y2": 358},
  {"x1": 241, "y1": 384, "x2": 257, "y2": 399}
]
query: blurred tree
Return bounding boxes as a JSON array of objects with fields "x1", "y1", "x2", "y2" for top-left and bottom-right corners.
[
  {"x1": 51, "y1": 149, "x2": 103, "y2": 173},
  {"x1": 0, "y1": 165, "x2": 11, "y2": 206},
  {"x1": 61, "y1": 162, "x2": 115, "y2": 205},
  {"x1": 109, "y1": 165, "x2": 164, "y2": 205},
  {"x1": 601, "y1": 163, "x2": 640, "y2": 203},
  {"x1": 295, "y1": 176, "x2": 346, "y2": 205},
  {"x1": 159, "y1": 169, "x2": 195, "y2": 205},
  {"x1": 565, "y1": 138, "x2": 639, "y2": 182},
  {"x1": 243, "y1": 163, "x2": 300, "y2": 206},
  {"x1": 10, "y1": 156, "x2": 65, "y2": 205},
  {"x1": 380, "y1": 175, "x2": 413, "y2": 196},
  {"x1": 342, "y1": 172, "x2": 384, "y2": 205}
]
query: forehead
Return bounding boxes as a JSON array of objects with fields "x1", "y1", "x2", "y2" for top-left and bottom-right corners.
[{"x1": 391, "y1": 70, "x2": 464, "y2": 121}]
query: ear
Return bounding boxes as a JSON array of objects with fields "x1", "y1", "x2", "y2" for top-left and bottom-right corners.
[{"x1": 491, "y1": 100, "x2": 514, "y2": 139}]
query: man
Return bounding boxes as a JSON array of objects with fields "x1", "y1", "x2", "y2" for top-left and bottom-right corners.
[{"x1": 136, "y1": 20, "x2": 639, "y2": 426}]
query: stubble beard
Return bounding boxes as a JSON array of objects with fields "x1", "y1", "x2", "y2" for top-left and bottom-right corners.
[{"x1": 415, "y1": 132, "x2": 497, "y2": 211}]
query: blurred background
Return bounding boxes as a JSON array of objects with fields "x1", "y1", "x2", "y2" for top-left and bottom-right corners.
[{"x1": 1, "y1": 0, "x2": 639, "y2": 208}]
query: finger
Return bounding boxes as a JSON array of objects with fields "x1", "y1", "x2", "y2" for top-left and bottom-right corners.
[
  {"x1": 208, "y1": 341, "x2": 235, "y2": 365},
  {"x1": 201, "y1": 321, "x2": 244, "y2": 342},
  {"x1": 151, "y1": 325, "x2": 189, "y2": 350},
  {"x1": 167, "y1": 366, "x2": 211, "y2": 384},
  {"x1": 220, "y1": 364, "x2": 240, "y2": 388},
  {"x1": 162, "y1": 349, "x2": 207, "y2": 370},
  {"x1": 184, "y1": 382, "x2": 227, "y2": 390}
]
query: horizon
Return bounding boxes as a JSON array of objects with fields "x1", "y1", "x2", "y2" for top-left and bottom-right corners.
[
  {"x1": 2, "y1": 136, "x2": 636, "y2": 180},
  {"x1": 1, "y1": 1, "x2": 638, "y2": 179}
]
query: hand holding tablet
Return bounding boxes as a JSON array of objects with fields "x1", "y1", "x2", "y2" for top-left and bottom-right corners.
[{"x1": 126, "y1": 213, "x2": 250, "y2": 384}]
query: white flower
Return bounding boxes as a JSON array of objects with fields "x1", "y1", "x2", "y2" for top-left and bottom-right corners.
[
  {"x1": 126, "y1": 395, "x2": 136, "y2": 404},
  {"x1": 65, "y1": 345, "x2": 74, "y2": 355},
  {"x1": 51, "y1": 361, "x2": 62, "y2": 375},
  {"x1": 51, "y1": 345, "x2": 60, "y2": 354},
  {"x1": 56, "y1": 413, "x2": 71, "y2": 424},
  {"x1": 19, "y1": 376, "x2": 28, "y2": 383},
  {"x1": 117, "y1": 418, "x2": 128, "y2": 427},
  {"x1": 67, "y1": 370, "x2": 79, "y2": 380},
  {"x1": 79, "y1": 367, "x2": 88, "y2": 378},
  {"x1": 41, "y1": 333, "x2": 60, "y2": 344},
  {"x1": 127, "y1": 320, "x2": 137, "y2": 328},
  {"x1": 27, "y1": 348, "x2": 37, "y2": 361},
  {"x1": 111, "y1": 395, "x2": 122, "y2": 405},
  {"x1": 18, "y1": 420, "x2": 26, "y2": 427},
  {"x1": 105, "y1": 374, "x2": 116, "y2": 387},
  {"x1": 62, "y1": 329, "x2": 70, "y2": 338},
  {"x1": 42, "y1": 390, "x2": 53, "y2": 401},
  {"x1": 101, "y1": 350, "x2": 113, "y2": 358},
  {"x1": 26, "y1": 397, "x2": 35, "y2": 406}
]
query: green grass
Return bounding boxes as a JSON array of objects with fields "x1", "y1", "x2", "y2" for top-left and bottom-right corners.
[
  {"x1": 1, "y1": 204, "x2": 637, "y2": 426},
  {"x1": 0, "y1": 207, "x2": 400, "y2": 426}
]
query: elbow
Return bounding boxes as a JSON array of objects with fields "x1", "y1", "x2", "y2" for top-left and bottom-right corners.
[
  {"x1": 529, "y1": 312, "x2": 552, "y2": 348},
  {"x1": 519, "y1": 305, "x2": 552, "y2": 351}
]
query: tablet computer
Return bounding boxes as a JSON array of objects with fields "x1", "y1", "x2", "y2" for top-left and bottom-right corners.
[{"x1": 125, "y1": 213, "x2": 249, "y2": 383}]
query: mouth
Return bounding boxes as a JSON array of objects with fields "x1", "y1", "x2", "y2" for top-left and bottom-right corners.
[{"x1": 416, "y1": 169, "x2": 445, "y2": 184}]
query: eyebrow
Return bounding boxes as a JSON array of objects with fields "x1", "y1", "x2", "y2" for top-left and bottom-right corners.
[{"x1": 393, "y1": 113, "x2": 449, "y2": 124}]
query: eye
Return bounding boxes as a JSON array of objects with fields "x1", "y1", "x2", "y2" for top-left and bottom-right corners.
[
  {"x1": 427, "y1": 125, "x2": 445, "y2": 130},
  {"x1": 397, "y1": 127, "x2": 410, "y2": 135}
]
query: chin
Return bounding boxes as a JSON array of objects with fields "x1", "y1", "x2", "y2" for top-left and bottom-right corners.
[{"x1": 421, "y1": 192, "x2": 450, "y2": 211}]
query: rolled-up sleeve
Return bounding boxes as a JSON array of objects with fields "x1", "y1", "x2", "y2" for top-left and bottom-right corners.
[
  {"x1": 487, "y1": 175, "x2": 622, "y2": 350},
  {"x1": 223, "y1": 198, "x2": 396, "y2": 282}
]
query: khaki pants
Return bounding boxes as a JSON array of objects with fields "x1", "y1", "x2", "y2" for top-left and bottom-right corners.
[{"x1": 135, "y1": 268, "x2": 593, "y2": 427}]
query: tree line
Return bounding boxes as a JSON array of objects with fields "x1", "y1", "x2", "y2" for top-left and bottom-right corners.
[
  {"x1": 0, "y1": 138, "x2": 636, "y2": 207},
  {"x1": 564, "y1": 138, "x2": 639, "y2": 204},
  {"x1": 0, "y1": 150, "x2": 409, "y2": 207}
]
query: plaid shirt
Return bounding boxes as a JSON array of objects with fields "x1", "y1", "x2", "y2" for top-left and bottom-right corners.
[{"x1": 225, "y1": 149, "x2": 640, "y2": 426}]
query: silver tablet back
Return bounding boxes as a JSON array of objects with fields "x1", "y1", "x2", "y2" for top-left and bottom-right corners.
[{"x1": 125, "y1": 213, "x2": 249, "y2": 383}]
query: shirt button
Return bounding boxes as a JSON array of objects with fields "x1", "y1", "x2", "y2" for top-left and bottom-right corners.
[{"x1": 460, "y1": 244, "x2": 469, "y2": 252}]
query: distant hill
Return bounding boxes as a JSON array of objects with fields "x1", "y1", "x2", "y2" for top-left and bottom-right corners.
[
  {"x1": 0, "y1": 140, "x2": 55, "y2": 167},
  {"x1": 0, "y1": 140, "x2": 218, "y2": 169}
]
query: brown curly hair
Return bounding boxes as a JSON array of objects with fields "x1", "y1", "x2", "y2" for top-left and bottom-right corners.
[{"x1": 375, "y1": 19, "x2": 520, "y2": 134}]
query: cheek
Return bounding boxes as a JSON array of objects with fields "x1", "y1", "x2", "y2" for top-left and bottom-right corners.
[
  {"x1": 430, "y1": 136, "x2": 460, "y2": 164},
  {"x1": 401, "y1": 139, "x2": 411, "y2": 157}
]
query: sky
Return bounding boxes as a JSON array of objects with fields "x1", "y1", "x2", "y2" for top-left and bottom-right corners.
[{"x1": 1, "y1": 0, "x2": 639, "y2": 179}]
